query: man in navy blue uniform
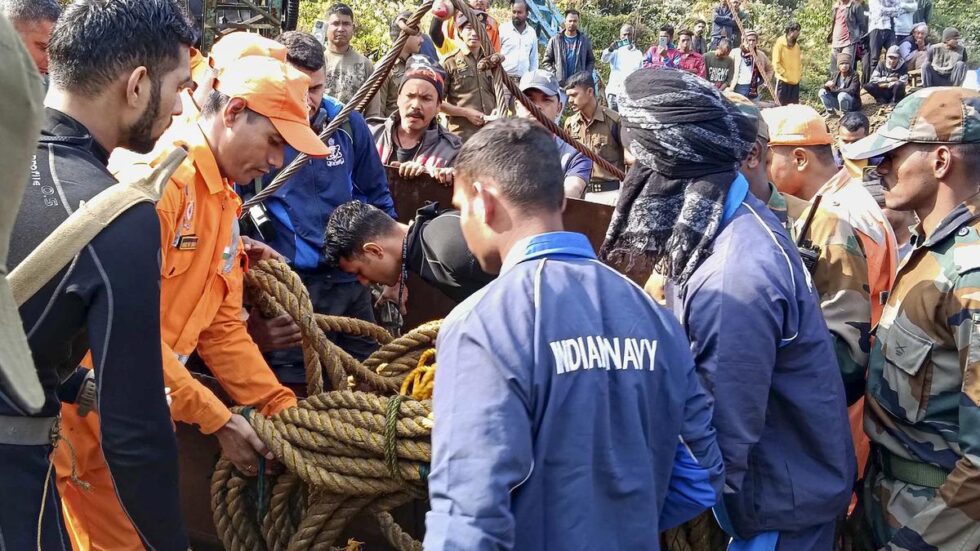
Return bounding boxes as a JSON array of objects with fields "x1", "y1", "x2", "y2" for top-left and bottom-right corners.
[
  {"x1": 424, "y1": 118, "x2": 725, "y2": 550},
  {"x1": 603, "y1": 69, "x2": 855, "y2": 550},
  {"x1": 242, "y1": 31, "x2": 396, "y2": 377}
]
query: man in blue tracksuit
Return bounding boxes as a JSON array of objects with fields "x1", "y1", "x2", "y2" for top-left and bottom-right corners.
[
  {"x1": 674, "y1": 181, "x2": 856, "y2": 549},
  {"x1": 425, "y1": 118, "x2": 725, "y2": 550},
  {"x1": 602, "y1": 69, "x2": 855, "y2": 550},
  {"x1": 241, "y1": 32, "x2": 395, "y2": 377}
]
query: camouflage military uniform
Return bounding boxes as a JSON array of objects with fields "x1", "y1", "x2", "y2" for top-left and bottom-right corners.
[
  {"x1": 817, "y1": 169, "x2": 899, "y2": 329},
  {"x1": 767, "y1": 183, "x2": 872, "y2": 401},
  {"x1": 863, "y1": 192, "x2": 980, "y2": 550},
  {"x1": 843, "y1": 88, "x2": 980, "y2": 550}
]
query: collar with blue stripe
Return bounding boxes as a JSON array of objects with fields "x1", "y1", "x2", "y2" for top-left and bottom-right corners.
[
  {"x1": 720, "y1": 173, "x2": 750, "y2": 229},
  {"x1": 500, "y1": 231, "x2": 596, "y2": 274}
]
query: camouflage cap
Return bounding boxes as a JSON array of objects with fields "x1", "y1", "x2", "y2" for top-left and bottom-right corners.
[{"x1": 844, "y1": 87, "x2": 980, "y2": 160}]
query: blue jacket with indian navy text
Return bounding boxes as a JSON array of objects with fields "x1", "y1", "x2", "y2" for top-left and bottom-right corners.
[
  {"x1": 425, "y1": 231, "x2": 725, "y2": 551},
  {"x1": 668, "y1": 188, "x2": 856, "y2": 540}
]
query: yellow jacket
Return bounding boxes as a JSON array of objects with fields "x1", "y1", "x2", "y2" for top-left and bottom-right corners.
[{"x1": 772, "y1": 35, "x2": 802, "y2": 85}]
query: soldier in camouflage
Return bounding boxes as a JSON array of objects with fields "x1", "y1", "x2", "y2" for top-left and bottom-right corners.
[
  {"x1": 760, "y1": 104, "x2": 874, "y2": 405},
  {"x1": 844, "y1": 87, "x2": 980, "y2": 550}
]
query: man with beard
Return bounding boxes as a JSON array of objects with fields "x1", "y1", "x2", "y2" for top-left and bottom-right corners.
[
  {"x1": 602, "y1": 70, "x2": 854, "y2": 550},
  {"x1": 772, "y1": 22, "x2": 803, "y2": 104},
  {"x1": 543, "y1": 9, "x2": 595, "y2": 86},
  {"x1": 499, "y1": 0, "x2": 537, "y2": 110},
  {"x1": 693, "y1": 19, "x2": 708, "y2": 54},
  {"x1": 843, "y1": 87, "x2": 980, "y2": 551},
  {"x1": 499, "y1": 0, "x2": 538, "y2": 83},
  {"x1": 729, "y1": 30, "x2": 773, "y2": 100},
  {"x1": 6, "y1": 1, "x2": 196, "y2": 549},
  {"x1": 55, "y1": 56, "x2": 326, "y2": 551},
  {"x1": 371, "y1": 56, "x2": 461, "y2": 182}
]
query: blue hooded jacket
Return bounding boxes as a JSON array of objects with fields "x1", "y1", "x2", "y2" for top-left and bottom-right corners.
[
  {"x1": 668, "y1": 185, "x2": 856, "y2": 541},
  {"x1": 425, "y1": 231, "x2": 725, "y2": 551},
  {"x1": 250, "y1": 96, "x2": 396, "y2": 276}
]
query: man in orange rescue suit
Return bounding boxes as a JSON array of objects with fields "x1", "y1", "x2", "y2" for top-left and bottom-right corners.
[{"x1": 55, "y1": 55, "x2": 328, "y2": 550}]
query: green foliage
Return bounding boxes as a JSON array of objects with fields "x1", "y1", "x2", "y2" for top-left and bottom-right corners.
[
  {"x1": 298, "y1": 0, "x2": 425, "y2": 57},
  {"x1": 932, "y1": 0, "x2": 980, "y2": 60}
]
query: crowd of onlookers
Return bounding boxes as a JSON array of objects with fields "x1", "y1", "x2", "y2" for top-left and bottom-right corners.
[
  {"x1": 564, "y1": 0, "x2": 974, "y2": 118},
  {"x1": 5, "y1": 0, "x2": 980, "y2": 549}
]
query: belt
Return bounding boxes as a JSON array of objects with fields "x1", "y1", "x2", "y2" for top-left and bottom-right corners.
[
  {"x1": 587, "y1": 180, "x2": 620, "y2": 193},
  {"x1": 874, "y1": 446, "x2": 950, "y2": 489},
  {"x1": 0, "y1": 415, "x2": 58, "y2": 446}
]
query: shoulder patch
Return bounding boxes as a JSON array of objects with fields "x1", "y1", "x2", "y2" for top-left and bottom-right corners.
[
  {"x1": 952, "y1": 224, "x2": 980, "y2": 276},
  {"x1": 954, "y1": 243, "x2": 980, "y2": 276}
]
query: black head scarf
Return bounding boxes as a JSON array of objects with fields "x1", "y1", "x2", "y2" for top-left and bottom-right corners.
[{"x1": 600, "y1": 68, "x2": 757, "y2": 285}]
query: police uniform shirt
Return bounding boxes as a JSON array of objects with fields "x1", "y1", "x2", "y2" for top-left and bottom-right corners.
[{"x1": 563, "y1": 105, "x2": 624, "y2": 184}]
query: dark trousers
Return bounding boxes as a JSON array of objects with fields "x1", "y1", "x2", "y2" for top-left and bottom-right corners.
[
  {"x1": 775, "y1": 80, "x2": 800, "y2": 104},
  {"x1": 0, "y1": 443, "x2": 71, "y2": 550},
  {"x1": 869, "y1": 29, "x2": 896, "y2": 76},
  {"x1": 922, "y1": 61, "x2": 968, "y2": 87},
  {"x1": 267, "y1": 276, "x2": 379, "y2": 385},
  {"x1": 864, "y1": 82, "x2": 907, "y2": 104}
]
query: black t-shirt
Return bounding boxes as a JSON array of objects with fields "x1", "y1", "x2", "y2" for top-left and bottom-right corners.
[
  {"x1": 405, "y1": 206, "x2": 495, "y2": 302},
  {"x1": 396, "y1": 141, "x2": 423, "y2": 163}
]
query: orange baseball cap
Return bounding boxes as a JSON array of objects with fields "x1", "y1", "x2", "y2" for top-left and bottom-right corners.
[
  {"x1": 189, "y1": 47, "x2": 208, "y2": 83},
  {"x1": 761, "y1": 104, "x2": 834, "y2": 147},
  {"x1": 215, "y1": 56, "x2": 329, "y2": 157},
  {"x1": 208, "y1": 31, "x2": 287, "y2": 71}
]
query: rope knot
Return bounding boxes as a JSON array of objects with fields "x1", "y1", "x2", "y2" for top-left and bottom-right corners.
[
  {"x1": 396, "y1": 19, "x2": 421, "y2": 36},
  {"x1": 477, "y1": 53, "x2": 504, "y2": 72}
]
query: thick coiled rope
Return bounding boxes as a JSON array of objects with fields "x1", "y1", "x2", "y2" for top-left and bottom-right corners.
[
  {"x1": 215, "y1": 259, "x2": 722, "y2": 550},
  {"x1": 211, "y1": 260, "x2": 435, "y2": 550}
]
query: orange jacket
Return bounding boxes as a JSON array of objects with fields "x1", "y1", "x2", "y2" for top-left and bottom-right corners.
[{"x1": 152, "y1": 119, "x2": 296, "y2": 434}]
